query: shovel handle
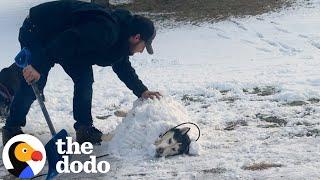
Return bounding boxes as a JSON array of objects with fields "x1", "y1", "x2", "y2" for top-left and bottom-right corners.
[
  {"x1": 31, "y1": 83, "x2": 57, "y2": 136},
  {"x1": 15, "y1": 48, "x2": 57, "y2": 136}
]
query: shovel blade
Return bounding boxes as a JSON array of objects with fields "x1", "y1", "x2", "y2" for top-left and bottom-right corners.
[{"x1": 45, "y1": 129, "x2": 69, "y2": 179}]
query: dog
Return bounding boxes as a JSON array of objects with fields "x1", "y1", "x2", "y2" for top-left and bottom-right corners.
[
  {"x1": 0, "y1": 63, "x2": 46, "y2": 118},
  {"x1": 0, "y1": 64, "x2": 22, "y2": 118},
  {"x1": 101, "y1": 98, "x2": 200, "y2": 158}
]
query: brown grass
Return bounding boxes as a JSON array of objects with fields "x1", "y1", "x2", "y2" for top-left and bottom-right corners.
[
  {"x1": 242, "y1": 162, "x2": 282, "y2": 171},
  {"x1": 111, "y1": 0, "x2": 293, "y2": 22}
]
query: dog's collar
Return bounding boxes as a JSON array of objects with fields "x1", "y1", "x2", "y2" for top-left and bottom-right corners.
[{"x1": 160, "y1": 122, "x2": 201, "y2": 142}]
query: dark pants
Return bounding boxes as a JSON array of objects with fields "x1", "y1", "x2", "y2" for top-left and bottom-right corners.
[{"x1": 4, "y1": 17, "x2": 94, "y2": 131}]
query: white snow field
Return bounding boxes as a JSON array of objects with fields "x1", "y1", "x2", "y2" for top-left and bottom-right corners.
[{"x1": 1, "y1": 0, "x2": 320, "y2": 179}]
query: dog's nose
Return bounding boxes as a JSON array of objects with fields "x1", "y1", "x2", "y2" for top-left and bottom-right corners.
[{"x1": 156, "y1": 148, "x2": 164, "y2": 155}]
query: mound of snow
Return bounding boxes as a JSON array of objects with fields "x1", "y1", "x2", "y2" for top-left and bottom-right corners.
[{"x1": 107, "y1": 97, "x2": 200, "y2": 159}]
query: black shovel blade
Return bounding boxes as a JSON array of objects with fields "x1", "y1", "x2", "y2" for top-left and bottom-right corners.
[{"x1": 45, "y1": 129, "x2": 68, "y2": 179}]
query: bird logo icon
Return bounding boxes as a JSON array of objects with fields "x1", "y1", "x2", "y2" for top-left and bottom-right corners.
[{"x1": 2, "y1": 134, "x2": 46, "y2": 178}]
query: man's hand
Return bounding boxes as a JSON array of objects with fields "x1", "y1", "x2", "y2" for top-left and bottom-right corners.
[
  {"x1": 141, "y1": 90, "x2": 162, "y2": 100},
  {"x1": 23, "y1": 65, "x2": 41, "y2": 84}
]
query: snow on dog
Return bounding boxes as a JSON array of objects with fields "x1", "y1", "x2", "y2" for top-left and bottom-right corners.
[{"x1": 106, "y1": 97, "x2": 201, "y2": 159}]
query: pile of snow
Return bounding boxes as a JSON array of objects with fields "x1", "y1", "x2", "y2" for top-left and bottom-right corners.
[{"x1": 107, "y1": 97, "x2": 200, "y2": 159}]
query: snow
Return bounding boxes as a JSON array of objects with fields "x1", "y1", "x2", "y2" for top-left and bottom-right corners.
[
  {"x1": 108, "y1": 97, "x2": 200, "y2": 159},
  {"x1": 1, "y1": 0, "x2": 320, "y2": 179}
]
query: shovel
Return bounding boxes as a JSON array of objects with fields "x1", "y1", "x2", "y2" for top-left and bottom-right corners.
[{"x1": 15, "y1": 48, "x2": 69, "y2": 179}]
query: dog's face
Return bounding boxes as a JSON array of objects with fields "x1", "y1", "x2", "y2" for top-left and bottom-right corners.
[{"x1": 154, "y1": 127, "x2": 191, "y2": 157}]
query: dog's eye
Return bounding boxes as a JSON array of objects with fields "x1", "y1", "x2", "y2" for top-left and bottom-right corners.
[{"x1": 168, "y1": 139, "x2": 172, "y2": 144}]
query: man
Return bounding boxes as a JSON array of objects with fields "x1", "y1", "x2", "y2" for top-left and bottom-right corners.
[{"x1": 1, "y1": 0, "x2": 161, "y2": 145}]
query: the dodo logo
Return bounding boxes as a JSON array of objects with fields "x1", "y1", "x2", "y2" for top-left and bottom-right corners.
[{"x1": 2, "y1": 134, "x2": 46, "y2": 178}]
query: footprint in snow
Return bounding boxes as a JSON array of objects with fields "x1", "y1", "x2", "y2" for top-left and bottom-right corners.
[
  {"x1": 270, "y1": 21, "x2": 280, "y2": 25},
  {"x1": 298, "y1": 34, "x2": 309, "y2": 39},
  {"x1": 240, "y1": 39, "x2": 256, "y2": 45},
  {"x1": 256, "y1": 47, "x2": 272, "y2": 53},
  {"x1": 256, "y1": 17, "x2": 265, "y2": 21},
  {"x1": 229, "y1": 20, "x2": 248, "y2": 31},
  {"x1": 278, "y1": 42, "x2": 302, "y2": 53},
  {"x1": 261, "y1": 39, "x2": 278, "y2": 47},
  {"x1": 209, "y1": 26, "x2": 224, "y2": 32},
  {"x1": 310, "y1": 40, "x2": 320, "y2": 49},
  {"x1": 217, "y1": 33, "x2": 231, "y2": 39},
  {"x1": 274, "y1": 26, "x2": 290, "y2": 33},
  {"x1": 256, "y1": 32, "x2": 264, "y2": 39},
  {"x1": 299, "y1": 55, "x2": 314, "y2": 60}
]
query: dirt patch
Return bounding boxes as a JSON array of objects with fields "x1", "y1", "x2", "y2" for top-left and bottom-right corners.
[
  {"x1": 220, "y1": 96, "x2": 241, "y2": 103},
  {"x1": 289, "y1": 128, "x2": 320, "y2": 137},
  {"x1": 257, "y1": 124, "x2": 279, "y2": 128},
  {"x1": 202, "y1": 167, "x2": 227, "y2": 174},
  {"x1": 295, "y1": 121, "x2": 314, "y2": 126},
  {"x1": 124, "y1": 173, "x2": 147, "y2": 177},
  {"x1": 244, "y1": 86, "x2": 280, "y2": 96},
  {"x1": 285, "y1": 100, "x2": 308, "y2": 106},
  {"x1": 256, "y1": 113, "x2": 287, "y2": 126},
  {"x1": 242, "y1": 162, "x2": 282, "y2": 171},
  {"x1": 219, "y1": 89, "x2": 231, "y2": 95},
  {"x1": 308, "y1": 98, "x2": 320, "y2": 104},
  {"x1": 181, "y1": 94, "x2": 205, "y2": 103},
  {"x1": 111, "y1": 0, "x2": 293, "y2": 22},
  {"x1": 224, "y1": 120, "x2": 248, "y2": 131},
  {"x1": 96, "y1": 115, "x2": 112, "y2": 119},
  {"x1": 306, "y1": 129, "x2": 320, "y2": 137}
]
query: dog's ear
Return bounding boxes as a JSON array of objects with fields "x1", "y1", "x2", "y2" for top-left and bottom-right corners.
[{"x1": 179, "y1": 127, "x2": 190, "y2": 135}]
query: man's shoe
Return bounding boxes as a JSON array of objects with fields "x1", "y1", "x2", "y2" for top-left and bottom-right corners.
[
  {"x1": 76, "y1": 125, "x2": 103, "y2": 145},
  {"x1": 2, "y1": 126, "x2": 24, "y2": 146}
]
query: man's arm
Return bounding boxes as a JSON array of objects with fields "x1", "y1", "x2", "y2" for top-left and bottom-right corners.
[{"x1": 112, "y1": 57, "x2": 148, "y2": 97}]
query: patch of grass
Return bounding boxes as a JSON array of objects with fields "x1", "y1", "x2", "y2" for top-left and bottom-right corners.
[
  {"x1": 285, "y1": 100, "x2": 308, "y2": 106},
  {"x1": 257, "y1": 124, "x2": 279, "y2": 128},
  {"x1": 201, "y1": 104, "x2": 211, "y2": 109},
  {"x1": 242, "y1": 162, "x2": 282, "y2": 171},
  {"x1": 256, "y1": 113, "x2": 287, "y2": 126},
  {"x1": 306, "y1": 129, "x2": 320, "y2": 137},
  {"x1": 289, "y1": 128, "x2": 320, "y2": 137},
  {"x1": 96, "y1": 115, "x2": 112, "y2": 119},
  {"x1": 246, "y1": 86, "x2": 280, "y2": 96},
  {"x1": 224, "y1": 120, "x2": 248, "y2": 130},
  {"x1": 295, "y1": 121, "x2": 313, "y2": 126},
  {"x1": 181, "y1": 94, "x2": 205, "y2": 103},
  {"x1": 219, "y1": 89, "x2": 231, "y2": 95},
  {"x1": 308, "y1": 98, "x2": 320, "y2": 104},
  {"x1": 112, "y1": 0, "x2": 293, "y2": 22},
  {"x1": 220, "y1": 96, "x2": 240, "y2": 103},
  {"x1": 202, "y1": 167, "x2": 227, "y2": 174},
  {"x1": 125, "y1": 173, "x2": 147, "y2": 177}
]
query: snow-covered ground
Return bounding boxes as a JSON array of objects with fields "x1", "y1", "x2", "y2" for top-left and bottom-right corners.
[{"x1": 1, "y1": 0, "x2": 320, "y2": 179}]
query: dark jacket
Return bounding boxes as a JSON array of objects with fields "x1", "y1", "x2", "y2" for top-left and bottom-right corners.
[{"x1": 25, "y1": 0, "x2": 147, "y2": 97}]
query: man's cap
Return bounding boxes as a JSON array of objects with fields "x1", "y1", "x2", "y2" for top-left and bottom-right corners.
[
  {"x1": 130, "y1": 15, "x2": 156, "y2": 54},
  {"x1": 145, "y1": 28, "x2": 156, "y2": 54}
]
